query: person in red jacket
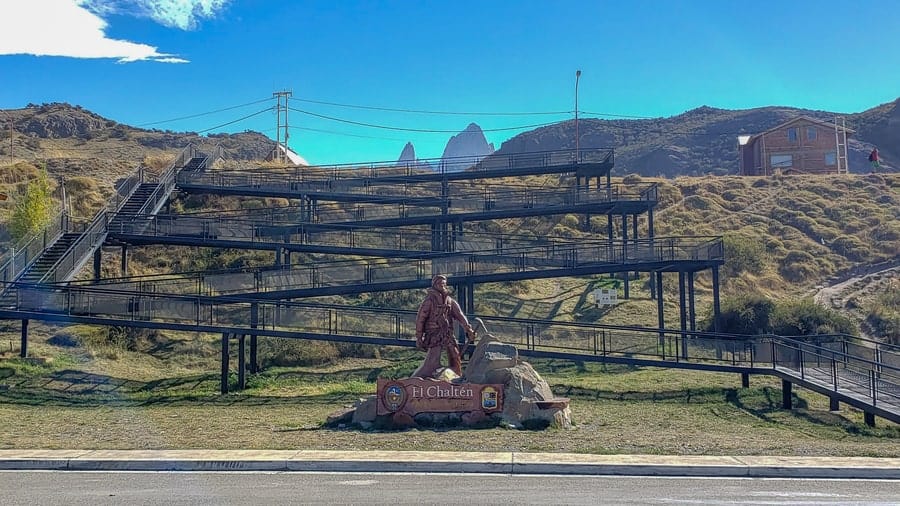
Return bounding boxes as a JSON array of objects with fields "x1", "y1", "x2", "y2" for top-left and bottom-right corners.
[
  {"x1": 869, "y1": 147, "x2": 881, "y2": 171},
  {"x1": 412, "y1": 274, "x2": 476, "y2": 378}
]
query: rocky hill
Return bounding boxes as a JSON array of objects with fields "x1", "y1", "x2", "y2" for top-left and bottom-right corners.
[
  {"x1": 1, "y1": 102, "x2": 276, "y2": 166},
  {"x1": 496, "y1": 99, "x2": 900, "y2": 177},
  {"x1": 5, "y1": 100, "x2": 897, "y2": 180}
]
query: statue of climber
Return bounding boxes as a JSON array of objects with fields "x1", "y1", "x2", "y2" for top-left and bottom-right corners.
[{"x1": 412, "y1": 274, "x2": 476, "y2": 378}]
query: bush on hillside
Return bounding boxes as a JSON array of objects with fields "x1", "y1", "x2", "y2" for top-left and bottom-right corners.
[
  {"x1": 770, "y1": 298, "x2": 857, "y2": 337},
  {"x1": 703, "y1": 294, "x2": 775, "y2": 335},
  {"x1": 778, "y1": 250, "x2": 818, "y2": 283},
  {"x1": 9, "y1": 168, "x2": 55, "y2": 241},
  {"x1": 866, "y1": 287, "x2": 900, "y2": 345},
  {"x1": 703, "y1": 295, "x2": 856, "y2": 338},
  {"x1": 722, "y1": 234, "x2": 765, "y2": 277},
  {"x1": 829, "y1": 235, "x2": 869, "y2": 262}
]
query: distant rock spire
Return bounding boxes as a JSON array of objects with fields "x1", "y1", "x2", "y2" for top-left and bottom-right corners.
[
  {"x1": 441, "y1": 123, "x2": 495, "y2": 161},
  {"x1": 397, "y1": 142, "x2": 417, "y2": 163}
]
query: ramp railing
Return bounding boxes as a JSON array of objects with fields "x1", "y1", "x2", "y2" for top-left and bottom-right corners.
[
  {"x1": 177, "y1": 147, "x2": 615, "y2": 188},
  {"x1": 0, "y1": 210, "x2": 67, "y2": 285}
]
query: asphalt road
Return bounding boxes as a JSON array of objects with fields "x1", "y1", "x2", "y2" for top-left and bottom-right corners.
[{"x1": 1, "y1": 471, "x2": 899, "y2": 505}]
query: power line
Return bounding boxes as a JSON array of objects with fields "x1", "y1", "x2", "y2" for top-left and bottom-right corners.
[
  {"x1": 137, "y1": 97, "x2": 274, "y2": 127},
  {"x1": 292, "y1": 97, "x2": 570, "y2": 116},
  {"x1": 293, "y1": 126, "x2": 406, "y2": 142},
  {"x1": 288, "y1": 107, "x2": 556, "y2": 133},
  {"x1": 581, "y1": 110, "x2": 657, "y2": 120},
  {"x1": 196, "y1": 107, "x2": 274, "y2": 134}
]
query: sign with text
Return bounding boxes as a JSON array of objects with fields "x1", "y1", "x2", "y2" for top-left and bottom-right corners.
[{"x1": 376, "y1": 378, "x2": 503, "y2": 416}]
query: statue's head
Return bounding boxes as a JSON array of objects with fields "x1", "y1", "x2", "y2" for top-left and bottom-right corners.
[{"x1": 431, "y1": 274, "x2": 448, "y2": 294}]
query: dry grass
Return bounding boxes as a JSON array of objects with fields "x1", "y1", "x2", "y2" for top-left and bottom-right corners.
[{"x1": 0, "y1": 347, "x2": 896, "y2": 455}]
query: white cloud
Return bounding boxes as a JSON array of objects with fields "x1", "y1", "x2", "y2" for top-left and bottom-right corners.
[
  {"x1": 0, "y1": 0, "x2": 189, "y2": 63},
  {"x1": 82, "y1": 0, "x2": 230, "y2": 30}
]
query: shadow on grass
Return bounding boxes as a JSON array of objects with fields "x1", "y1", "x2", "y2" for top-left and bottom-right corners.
[
  {"x1": 0, "y1": 366, "x2": 385, "y2": 409},
  {"x1": 262, "y1": 359, "x2": 419, "y2": 384}
]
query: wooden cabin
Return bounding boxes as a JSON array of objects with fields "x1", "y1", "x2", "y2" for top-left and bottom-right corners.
[{"x1": 739, "y1": 116, "x2": 852, "y2": 176}]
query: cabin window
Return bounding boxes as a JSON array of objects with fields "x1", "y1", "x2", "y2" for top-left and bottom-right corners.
[
  {"x1": 825, "y1": 151, "x2": 836, "y2": 166},
  {"x1": 771, "y1": 154, "x2": 793, "y2": 168},
  {"x1": 807, "y1": 127, "x2": 817, "y2": 141},
  {"x1": 787, "y1": 128, "x2": 798, "y2": 142}
]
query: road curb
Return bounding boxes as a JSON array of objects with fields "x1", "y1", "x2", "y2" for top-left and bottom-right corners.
[{"x1": 0, "y1": 451, "x2": 898, "y2": 479}]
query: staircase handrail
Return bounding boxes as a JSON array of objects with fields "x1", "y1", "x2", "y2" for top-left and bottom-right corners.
[
  {"x1": 130, "y1": 144, "x2": 199, "y2": 217},
  {"x1": 107, "y1": 166, "x2": 145, "y2": 214},
  {"x1": 0, "y1": 209, "x2": 68, "y2": 285},
  {"x1": 171, "y1": 143, "x2": 201, "y2": 170},
  {"x1": 37, "y1": 209, "x2": 109, "y2": 284}
]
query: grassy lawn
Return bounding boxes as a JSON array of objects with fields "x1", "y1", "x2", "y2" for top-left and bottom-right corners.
[{"x1": 1, "y1": 330, "x2": 897, "y2": 456}]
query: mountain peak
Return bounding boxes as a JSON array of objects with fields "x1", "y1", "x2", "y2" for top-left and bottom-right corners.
[
  {"x1": 441, "y1": 122, "x2": 495, "y2": 161},
  {"x1": 397, "y1": 142, "x2": 417, "y2": 163}
]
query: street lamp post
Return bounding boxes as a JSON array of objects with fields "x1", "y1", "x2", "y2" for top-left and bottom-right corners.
[{"x1": 575, "y1": 70, "x2": 582, "y2": 162}]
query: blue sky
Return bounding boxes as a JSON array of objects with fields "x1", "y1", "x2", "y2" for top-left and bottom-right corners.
[{"x1": 1, "y1": 0, "x2": 898, "y2": 165}]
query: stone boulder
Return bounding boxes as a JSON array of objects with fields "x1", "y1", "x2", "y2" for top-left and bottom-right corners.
[{"x1": 464, "y1": 321, "x2": 572, "y2": 429}]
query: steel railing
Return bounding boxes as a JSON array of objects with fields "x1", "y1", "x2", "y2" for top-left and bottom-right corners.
[
  {"x1": 7, "y1": 282, "x2": 897, "y2": 417},
  {"x1": 37, "y1": 210, "x2": 109, "y2": 283},
  {"x1": 177, "y1": 147, "x2": 615, "y2": 187},
  {"x1": 9, "y1": 283, "x2": 897, "y2": 404},
  {"x1": 62, "y1": 236, "x2": 721, "y2": 298},
  {"x1": 0, "y1": 211, "x2": 67, "y2": 285}
]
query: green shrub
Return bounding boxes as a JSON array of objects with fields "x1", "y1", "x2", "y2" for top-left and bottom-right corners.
[
  {"x1": 771, "y1": 298, "x2": 857, "y2": 337},
  {"x1": 702, "y1": 294, "x2": 775, "y2": 334},
  {"x1": 866, "y1": 287, "x2": 900, "y2": 345},
  {"x1": 778, "y1": 250, "x2": 818, "y2": 283},
  {"x1": 261, "y1": 338, "x2": 340, "y2": 367},
  {"x1": 830, "y1": 235, "x2": 869, "y2": 261},
  {"x1": 723, "y1": 234, "x2": 765, "y2": 276},
  {"x1": 9, "y1": 168, "x2": 54, "y2": 240},
  {"x1": 559, "y1": 214, "x2": 580, "y2": 229},
  {"x1": 702, "y1": 295, "x2": 856, "y2": 338}
]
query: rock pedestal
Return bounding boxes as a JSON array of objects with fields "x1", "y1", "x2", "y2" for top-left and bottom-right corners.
[
  {"x1": 327, "y1": 328, "x2": 571, "y2": 430},
  {"x1": 464, "y1": 331, "x2": 572, "y2": 429}
]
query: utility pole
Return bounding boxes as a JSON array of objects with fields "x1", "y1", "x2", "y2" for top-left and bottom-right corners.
[
  {"x1": 574, "y1": 70, "x2": 581, "y2": 162},
  {"x1": 273, "y1": 90, "x2": 292, "y2": 163}
]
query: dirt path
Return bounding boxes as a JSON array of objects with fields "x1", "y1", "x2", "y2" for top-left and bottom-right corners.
[
  {"x1": 813, "y1": 258, "x2": 900, "y2": 307},
  {"x1": 812, "y1": 258, "x2": 900, "y2": 338}
]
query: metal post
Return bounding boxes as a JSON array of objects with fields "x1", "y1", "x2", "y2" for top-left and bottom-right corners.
[
  {"x1": 93, "y1": 247, "x2": 102, "y2": 282},
  {"x1": 656, "y1": 271, "x2": 665, "y2": 350},
  {"x1": 120, "y1": 244, "x2": 128, "y2": 276},
  {"x1": 781, "y1": 379, "x2": 792, "y2": 410},
  {"x1": 238, "y1": 335, "x2": 246, "y2": 390},
  {"x1": 741, "y1": 373, "x2": 749, "y2": 388},
  {"x1": 250, "y1": 303, "x2": 258, "y2": 374},
  {"x1": 20, "y1": 319, "x2": 28, "y2": 358},
  {"x1": 688, "y1": 271, "x2": 696, "y2": 333},
  {"x1": 712, "y1": 266, "x2": 721, "y2": 332},
  {"x1": 220, "y1": 333, "x2": 230, "y2": 394},
  {"x1": 870, "y1": 369, "x2": 877, "y2": 406},
  {"x1": 678, "y1": 271, "x2": 687, "y2": 359},
  {"x1": 831, "y1": 358, "x2": 838, "y2": 391}
]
